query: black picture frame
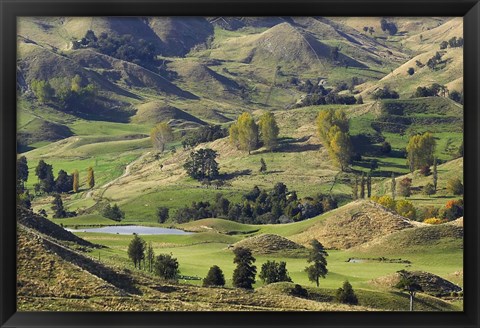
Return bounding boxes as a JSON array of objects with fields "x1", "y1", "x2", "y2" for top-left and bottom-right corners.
[{"x1": 1, "y1": 0, "x2": 479, "y2": 327}]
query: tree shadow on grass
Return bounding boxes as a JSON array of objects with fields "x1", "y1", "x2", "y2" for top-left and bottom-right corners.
[{"x1": 220, "y1": 169, "x2": 252, "y2": 181}]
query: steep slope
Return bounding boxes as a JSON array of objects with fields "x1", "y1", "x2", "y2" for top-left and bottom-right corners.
[
  {"x1": 210, "y1": 22, "x2": 366, "y2": 73},
  {"x1": 405, "y1": 17, "x2": 463, "y2": 53},
  {"x1": 168, "y1": 60, "x2": 242, "y2": 99},
  {"x1": 289, "y1": 200, "x2": 416, "y2": 249},
  {"x1": 350, "y1": 223, "x2": 463, "y2": 255},
  {"x1": 359, "y1": 47, "x2": 463, "y2": 97},
  {"x1": 148, "y1": 17, "x2": 214, "y2": 56}
]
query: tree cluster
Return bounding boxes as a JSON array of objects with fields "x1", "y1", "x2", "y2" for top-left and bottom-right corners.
[
  {"x1": 372, "y1": 86, "x2": 399, "y2": 100},
  {"x1": 229, "y1": 112, "x2": 280, "y2": 154},
  {"x1": 102, "y1": 203, "x2": 125, "y2": 221},
  {"x1": 31, "y1": 75, "x2": 97, "y2": 112},
  {"x1": 426, "y1": 52, "x2": 444, "y2": 70},
  {"x1": 259, "y1": 260, "x2": 292, "y2": 284},
  {"x1": 182, "y1": 125, "x2": 228, "y2": 149},
  {"x1": 440, "y1": 37, "x2": 464, "y2": 49},
  {"x1": 317, "y1": 109, "x2": 352, "y2": 171},
  {"x1": 183, "y1": 148, "x2": 220, "y2": 181},
  {"x1": 74, "y1": 30, "x2": 157, "y2": 68},
  {"x1": 380, "y1": 18, "x2": 398, "y2": 36},
  {"x1": 173, "y1": 183, "x2": 337, "y2": 225},
  {"x1": 371, "y1": 195, "x2": 417, "y2": 220},
  {"x1": 414, "y1": 83, "x2": 448, "y2": 98}
]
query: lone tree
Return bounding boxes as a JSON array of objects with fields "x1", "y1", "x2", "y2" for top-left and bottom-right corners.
[
  {"x1": 183, "y1": 148, "x2": 219, "y2": 181},
  {"x1": 336, "y1": 280, "x2": 358, "y2": 305},
  {"x1": 259, "y1": 260, "x2": 292, "y2": 284},
  {"x1": 259, "y1": 158, "x2": 267, "y2": 174},
  {"x1": 229, "y1": 112, "x2": 259, "y2": 154},
  {"x1": 406, "y1": 132, "x2": 436, "y2": 172},
  {"x1": 72, "y1": 170, "x2": 79, "y2": 193},
  {"x1": 128, "y1": 234, "x2": 146, "y2": 269},
  {"x1": 146, "y1": 242, "x2": 155, "y2": 273},
  {"x1": 102, "y1": 203, "x2": 125, "y2": 221},
  {"x1": 51, "y1": 194, "x2": 66, "y2": 218},
  {"x1": 150, "y1": 122, "x2": 174, "y2": 153},
  {"x1": 317, "y1": 109, "x2": 352, "y2": 171},
  {"x1": 157, "y1": 206, "x2": 169, "y2": 223},
  {"x1": 203, "y1": 265, "x2": 226, "y2": 287},
  {"x1": 232, "y1": 247, "x2": 257, "y2": 290},
  {"x1": 154, "y1": 253, "x2": 180, "y2": 281},
  {"x1": 86, "y1": 167, "x2": 95, "y2": 189},
  {"x1": 258, "y1": 111, "x2": 280, "y2": 151},
  {"x1": 395, "y1": 270, "x2": 423, "y2": 311},
  {"x1": 305, "y1": 239, "x2": 328, "y2": 287}
]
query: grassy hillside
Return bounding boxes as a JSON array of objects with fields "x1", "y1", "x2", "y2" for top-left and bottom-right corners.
[{"x1": 17, "y1": 16, "x2": 464, "y2": 312}]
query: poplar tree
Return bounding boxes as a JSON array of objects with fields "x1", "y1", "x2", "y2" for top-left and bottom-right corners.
[
  {"x1": 360, "y1": 173, "x2": 366, "y2": 199},
  {"x1": 86, "y1": 167, "x2": 95, "y2": 189},
  {"x1": 258, "y1": 112, "x2": 279, "y2": 151},
  {"x1": 72, "y1": 170, "x2": 79, "y2": 193}
]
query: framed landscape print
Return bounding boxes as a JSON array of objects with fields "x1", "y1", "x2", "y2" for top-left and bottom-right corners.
[{"x1": 1, "y1": 0, "x2": 479, "y2": 327}]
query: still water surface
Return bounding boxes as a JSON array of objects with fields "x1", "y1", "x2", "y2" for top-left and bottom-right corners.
[{"x1": 67, "y1": 225, "x2": 193, "y2": 235}]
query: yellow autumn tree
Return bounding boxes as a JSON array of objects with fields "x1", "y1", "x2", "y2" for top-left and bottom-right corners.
[
  {"x1": 316, "y1": 109, "x2": 352, "y2": 171},
  {"x1": 406, "y1": 132, "x2": 436, "y2": 172},
  {"x1": 150, "y1": 122, "x2": 173, "y2": 152},
  {"x1": 229, "y1": 112, "x2": 258, "y2": 154},
  {"x1": 86, "y1": 167, "x2": 95, "y2": 189},
  {"x1": 72, "y1": 169, "x2": 79, "y2": 193},
  {"x1": 258, "y1": 112, "x2": 280, "y2": 151}
]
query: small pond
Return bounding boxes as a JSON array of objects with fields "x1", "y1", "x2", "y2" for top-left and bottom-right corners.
[{"x1": 66, "y1": 225, "x2": 194, "y2": 235}]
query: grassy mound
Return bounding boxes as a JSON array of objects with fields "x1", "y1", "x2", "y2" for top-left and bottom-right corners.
[
  {"x1": 132, "y1": 101, "x2": 206, "y2": 126},
  {"x1": 370, "y1": 270, "x2": 462, "y2": 296},
  {"x1": 232, "y1": 233, "x2": 305, "y2": 255},
  {"x1": 351, "y1": 223, "x2": 463, "y2": 255},
  {"x1": 290, "y1": 200, "x2": 414, "y2": 249}
]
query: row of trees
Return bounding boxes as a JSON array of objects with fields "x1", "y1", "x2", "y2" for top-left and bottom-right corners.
[
  {"x1": 439, "y1": 36, "x2": 464, "y2": 50},
  {"x1": 172, "y1": 183, "x2": 338, "y2": 225},
  {"x1": 127, "y1": 235, "x2": 329, "y2": 290},
  {"x1": 31, "y1": 75, "x2": 97, "y2": 112},
  {"x1": 33, "y1": 159, "x2": 95, "y2": 195},
  {"x1": 229, "y1": 112, "x2": 280, "y2": 154}
]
